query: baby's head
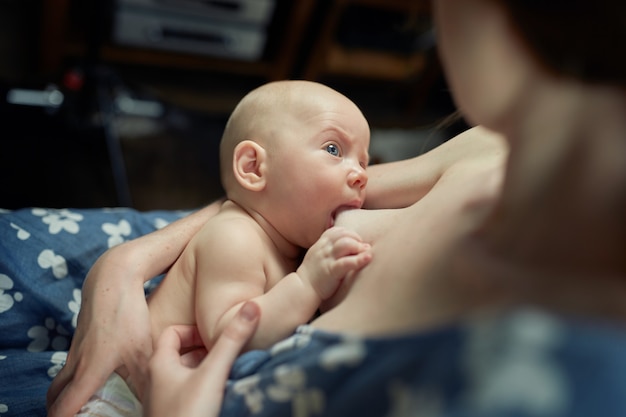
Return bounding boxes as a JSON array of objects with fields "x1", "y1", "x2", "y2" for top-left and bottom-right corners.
[{"x1": 219, "y1": 80, "x2": 370, "y2": 248}]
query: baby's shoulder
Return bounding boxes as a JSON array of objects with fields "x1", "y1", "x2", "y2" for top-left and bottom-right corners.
[{"x1": 195, "y1": 208, "x2": 266, "y2": 249}]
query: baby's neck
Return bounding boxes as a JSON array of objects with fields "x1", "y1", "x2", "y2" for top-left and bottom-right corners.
[{"x1": 224, "y1": 199, "x2": 302, "y2": 261}]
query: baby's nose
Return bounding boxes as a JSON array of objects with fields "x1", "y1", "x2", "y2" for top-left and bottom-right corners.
[{"x1": 349, "y1": 167, "x2": 368, "y2": 189}]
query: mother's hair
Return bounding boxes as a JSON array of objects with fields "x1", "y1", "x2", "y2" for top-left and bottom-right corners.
[{"x1": 500, "y1": 1, "x2": 626, "y2": 86}]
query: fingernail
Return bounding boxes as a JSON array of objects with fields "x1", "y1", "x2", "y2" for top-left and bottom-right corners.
[{"x1": 240, "y1": 302, "x2": 259, "y2": 321}]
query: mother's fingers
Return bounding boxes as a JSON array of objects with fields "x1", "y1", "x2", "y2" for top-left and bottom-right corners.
[
  {"x1": 197, "y1": 301, "x2": 260, "y2": 374},
  {"x1": 152, "y1": 324, "x2": 210, "y2": 368},
  {"x1": 155, "y1": 325, "x2": 204, "y2": 356},
  {"x1": 152, "y1": 301, "x2": 260, "y2": 374},
  {"x1": 145, "y1": 302, "x2": 260, "y2": 417},
  {"x1": 151, "y1": 325, "x2": 203, "y2": 370},
  {"x1": 180, "y1": 347, "x2": 209, "y2": 368}
]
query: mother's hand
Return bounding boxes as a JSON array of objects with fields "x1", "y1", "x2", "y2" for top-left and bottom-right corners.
[
  {"x1": 46, "y1": 202, "x2": 225, "y2": 417},
  {"x1": 46, "y1": 245, "x2": 153, "y2": 417},
  {"x1": 145, "y1": 302, "x2": 260, "y2": 417}
]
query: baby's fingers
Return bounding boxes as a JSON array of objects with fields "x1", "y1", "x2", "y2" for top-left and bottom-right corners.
[
  {"x1": 323, "y1": 226, "x2": 366, "y2": 244},
  {"x1": 333, "y1": 242, "x2": 373, "y2": 273},
  {"x1": 331, "y1": 233, "x2": 372, "y2": 257}
]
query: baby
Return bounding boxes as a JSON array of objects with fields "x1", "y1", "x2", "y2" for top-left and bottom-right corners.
[{"x1": 76, "y1": 80, "x2": 373, "y2": 416}]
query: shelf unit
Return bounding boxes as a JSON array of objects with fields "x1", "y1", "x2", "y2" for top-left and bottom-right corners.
[
  {"x1": 300, "y1": 0, "x2": 442, "y2": 127},
  {"x1": 303, "y1": 0, "x2": 433, "y2": 81},
  {"x1": 37, "y1": 0, "x2": 445, "y2": 127},
  {"x1": 39, "y1": 0, "x2": 316, "y2": 82}
]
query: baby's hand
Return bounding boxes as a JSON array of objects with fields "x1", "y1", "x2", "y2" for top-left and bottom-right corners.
[{"x1": 297, "y1": 226, "x2": 372, "y2": 301}]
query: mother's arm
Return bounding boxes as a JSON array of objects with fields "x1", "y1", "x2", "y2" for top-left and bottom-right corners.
[
  {"x1": 364, "y1": 125, "x2": 506, "y2": 209},
  {"x1": 46, "y1": 201, "x2": 224, "y2": 417}
]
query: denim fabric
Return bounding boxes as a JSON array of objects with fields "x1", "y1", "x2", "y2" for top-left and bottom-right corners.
[{"x1": 220, "y1": 312, "x2": 626, "y2": 417}]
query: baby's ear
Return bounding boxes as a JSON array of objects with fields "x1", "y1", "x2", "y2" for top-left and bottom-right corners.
[{"x1": 232, "y1": 140, "x2": 267, "y2": 191}]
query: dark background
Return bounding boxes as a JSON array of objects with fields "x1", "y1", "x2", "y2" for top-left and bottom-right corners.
[{"x1": 0, "y1": 0, "x2": 464, "y2": 210}]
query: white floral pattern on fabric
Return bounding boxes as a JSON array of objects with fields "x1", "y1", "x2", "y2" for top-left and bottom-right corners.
[
  {"x1": 319, "y1": 337, "x2": 366, "y2": 371},
  {"x1": 153, "y1": 217, "x2": 170, "y2": 229},
  {"x1": 27, "y1": 317, "x2": 71, "y2": 352},
  {"x1": 270, "y1": 331, "x2": 312, "y2": 356},
  {"x1": 0, "y1": 274, "x2": 23, "y2": 314},
  {"x1": 233, "y1": 375, "x2": 264, "y2": 414},
  {"x1": 267, "y1": 365, "x2": 325, "y2": 417},
  {"x1": 32, "y1": 208, "x2": 83, "y2": 234},
  {"x1": 48, "y1": 351, "x2": 67, "y2": 378},
  {"x1": 69, "y1": 288, "x2": 82, "y2": 328},
  {"x1": 37, "y1": 249, "x2": 68, "y2": 279},
  {"x1": 9, "y1": 222, "x2": 30, "y2": 240},
  {"x1": 102, "y1": 219, "x2": 132, "y2": 248},
  {"x1": 464, "y1": 309, "x2": 569, "y2": 416},
  {"x1": 385, "y1": 380, "x2": 442, "y2": 417},
  {"x1": 235, "y1": 332, "x2": 368, "y2": 417}
]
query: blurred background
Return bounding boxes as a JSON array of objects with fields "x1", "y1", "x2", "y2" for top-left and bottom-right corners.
[{"x1": 0, "y1": 0, "x2": 466, "y2": 210}]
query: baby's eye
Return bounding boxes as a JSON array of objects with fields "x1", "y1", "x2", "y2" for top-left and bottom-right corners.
[{"x1": 325, "y1": 143, "x2": 341, "y2": 157}]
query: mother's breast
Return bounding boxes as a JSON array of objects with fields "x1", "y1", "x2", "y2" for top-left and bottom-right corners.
[
  {"x1": 334, "y1": 207, "x2": 403, "y2": 242},
  {"x1": 310, "y1": 166, "x2": 503, "y2": 335},
  {"x1": 317, "y1": 207, "x2": 404, "y2": 314}
]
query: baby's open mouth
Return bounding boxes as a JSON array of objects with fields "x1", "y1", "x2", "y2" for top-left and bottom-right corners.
[{"x1": 329, "y1": 209, "x2": 338, "y2": 228}]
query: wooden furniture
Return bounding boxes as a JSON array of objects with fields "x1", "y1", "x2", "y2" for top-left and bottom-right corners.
[
  {"x1": 301, "y1": 0, "x2": 441, "y2": 127},
  {"x1": 39, "y1": 0, "x2": 316, "y2": 82},
  {"x1": 37, "y1": 0, "x2": 443, "y2": 126},
  {"x1": 303, "y1": 0, "x2": 434, "y2": 81}
]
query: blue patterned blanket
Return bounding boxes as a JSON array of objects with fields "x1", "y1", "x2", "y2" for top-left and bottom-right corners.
[
  {"x1": 2, "y1": 207, "x2": 626, "y2": 417},
  {"x1": 0, "y1": 207, "x2": 185, "y2": 416}
]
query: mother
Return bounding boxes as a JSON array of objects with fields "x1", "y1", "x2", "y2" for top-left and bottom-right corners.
[{"x1": 49, "y1": 0, "x2": 626, "y2": 415}]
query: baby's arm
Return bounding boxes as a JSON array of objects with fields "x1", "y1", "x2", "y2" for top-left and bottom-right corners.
[
  {"x1": 243, "y1": 226, "x2": 372, "y2": 349},
  {"x1": 195, "y1": 224, "x2": 371, "y2": 351}
]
